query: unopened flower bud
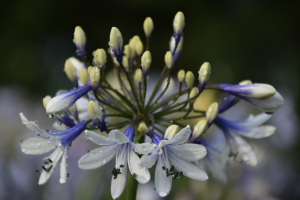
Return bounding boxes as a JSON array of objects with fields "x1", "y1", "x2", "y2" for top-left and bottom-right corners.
[
  {"x1": 185, "y1": 71, "x2": 194, "y2": 88},
  {"x1": 199, "y1": 62, "x2": 211, "y2": 84},
  {"x1": 138, "y1": 122, "x2": 148, "y2": 134},
  {"x1": 135, "y1": 69, "x2": 143, "y2": 83},
  {"x1": 73, "y1": 26, "x2": 86, "y2": 57},
  {"x1": 88, "y1": 100, "x2": 107, "y2": 132},
  {"x1": 143, "y1": 17, "x2": 154, "y2": 37},
  {"x1": 109, "y1": 27, "x2": 123, "y2": 63},
  {"x1": 177, "y1": 70, "x2": 185, "y2": 82},
  {"x1": 93, "y1": 49, "x2": 106, "y2": 67},
  {"x1": 206, "y1": 102, "x2": 219, "y2": 125},
  {"x1": 87, "y1": 66, "x2": 93, "y2": 76},
  {"x1": 43, "y1": 95, "x2": 52, "y2": 109},
  {"x1": 164, "y1": 51, "x2": 173, "y2": 69},
  {"x1": 190, "y1": 120, "x2": 208, "y2": 142},
  {"x1": 189, "y1": 87, "x2": 199, "y2": 103},
  {"x1": 173, "y1": 12, "x2": 185, "y2": 34},
  {"x1": 239, "y1": 80, "x2": 252, "y2": 85},
  {"x1": 141, "y1": 51, "x2": 152, "y2": 72},
  {"x1": 129, "y1": 36, "x2": 141, "y2": 56},
  {"x1": 64, "y1": 59, "x2": 78, "y2": 87},
  {"x1": 135, "y1": 40, "x2": 144, "y2": 55},
  {"x1": 123, "y1": 56, "x2": 129, "y2": 68},
  {"x1": 165, "y1": 125, "x2": 179, "y2": 140},
  {"x1": 124, "y1": 45, "x2": 132, "y2": 58},
  {"x1": 90, "y1": 67, "x2": 100, "y2": 91},
  {"x1": 79, "y1": 69, "x2": 88, "y2": 86}
]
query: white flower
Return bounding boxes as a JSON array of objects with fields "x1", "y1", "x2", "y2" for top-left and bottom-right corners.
[
  {"x1": 215, "y1": 113, "x2": 276, "y2": 166},
  {"x1": 19, "y1": 113, "x2": 86, "y2": 185},
  {"x1": 78, "y1": 126, "x2": 155, "y2": 199},
  {"x1": 140, "y1": 125, "x2": 208, "y2": 197}
]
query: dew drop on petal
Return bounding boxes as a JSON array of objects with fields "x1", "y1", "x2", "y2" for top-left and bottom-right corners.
[{"x1": 159, "y1": 191, "x2": 167, "y2": 197}]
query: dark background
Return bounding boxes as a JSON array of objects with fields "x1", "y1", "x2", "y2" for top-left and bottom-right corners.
[{"x1": 1, "y1": 0, "x2": 300, "y2": 199}]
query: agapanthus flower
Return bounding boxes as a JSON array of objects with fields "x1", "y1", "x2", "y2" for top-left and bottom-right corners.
[
  {"x1": 140, "y1": 125, "x2": 208, "y2": 197},
  {"x1": 19, "y1": 113, "x2": 86, "y2": 184},
  {"x1": 78, "y1": 126, "x2": 155, "y2": 199}
]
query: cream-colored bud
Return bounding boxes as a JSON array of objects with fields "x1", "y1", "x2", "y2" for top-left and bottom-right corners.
[
  {"x1": 73, "y1": 26, "x2": 86, "y2": 47},
  {"x1": 191, "y1": 120, "x2": 208, "y2": 142},
  {"x1": 93, "y1": 48, "x2": 106, "y2": 67},
  {"x1": 189, "y1": 87, "x2": 199, "y2": 102},
  {"x1": 124, "y1": 45, "x2": 132, "y2": 58},
  {"x1": 138, "y1": 122, "x2": 148, "y2": 134},
  {"x1": 239, "y1": 80, "x2": 252, "y2": 85},
  {"x1": 135, "y1": 69, "x2": 143, "y2": 83},
  {"x1": 164, "y1": 51, "x2": 173, "y2": 69},
  {"x1": 173, "y1": 12, "x2": 185, "y2": 33},
  {"x1": 64, "y1": 59, "x2": 77, "y2": 84},
  {"x1": 206, "y1": 102, "x2": 219, "y2": 125},
  {"x1": 165, "y1": 125, "x2": 179, "y2": 140},
  {"x1": 170, "y1": 36, "x2": 184, "y2": 54},
  {"x1": 87, "y1": 66, "x2": 93, "y2": 76},
  {"x1": 43, "y1": 95, "x2": 52, "y2": 109},
  {"x1": 143, "y1": 17, "x2": 154, "y2": 37},
  {"x1": 109, "y1": 27, "x2": 123, "y2": 53},
  {"x1": 129, "y1": 36, "x2": 141, "y2": 56},
  {"x1": 199, "y1": 62, "x2": 211, "y2": 84},
  {"x1": 88, "y1": 100, "x2": 103, "y2": 120},
  {"x1": 123, "y1": 56, "x2": 129, "y2": 68},
  {"x1": 90, "y1": 67, "x2": 100, "y2": 90},
  {"x1": 177, "y1": 70, "x2": 185, "y2": 82},
  {"x1": 113, "y1": 57, "x2": 120, "y2": 66},
  {"x1": 79, "y1": 69, "x2": 88, "y2": 86},
  {"x1": 185, "y1": 71, "x2": 194, "y2": 88},
  {"x1": 141, "y1": 51, "x2": 152, "y2": 71},
  {"x1": 135, "y1": 40, "x2": 144, "y2": 55}
]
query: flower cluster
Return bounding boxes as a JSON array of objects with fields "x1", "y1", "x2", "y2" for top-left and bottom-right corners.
[{"x1": 19, "y1": 11, "x2": 284, "y2": 199}]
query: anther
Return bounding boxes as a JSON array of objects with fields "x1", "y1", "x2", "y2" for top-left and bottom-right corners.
[
  {"x1": 67, "y1": 173, "x2": 70, "y2": 178},
  {"x1": 179, "y1": 171, "x2": 183, "y2": 179},
  {"x1": 120, "y1": 164, "x2": 124, "y2": 168},
  {"x1": 173, "y1": 172, "x2": 179, "y2": 179},
  {"x1": 170, "y1": 165, "x2": 174, "y2": 172},
  {"x1": 35, "y1": 170, "x2": 41, "y2": 174},
  {"x1": 48, "y1": 159, "x2": 53, "y2": 163},
  {"x1": 162, "y1": 166, "x2": 166, "y2": 170}
]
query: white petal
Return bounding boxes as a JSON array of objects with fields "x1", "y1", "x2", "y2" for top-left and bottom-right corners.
[
  {"x1": 167, "y1": 144, "x2": 207, "y2": 162},
  {"x1": 109, "y1": 130, "x2": 130, "y2": 144},
  {"x1": 245, "y1": 91, "x2": 284, "y2": 113},
  {"x1": 140, "y1": 153, "x2": 158, "y2": 168},
  {"x1": 78, "y1": 111, "x2": 90, "y2": 121},
  {"x1": 231, "y1": 133, "x2": 258, "y2": 166},
  {"x1": 20, "y1": 137, "x2": 57, "y2": 155},
  {"x1": 237, "y1": 125, "x2": 276, "y2": 139},
  {"x1": 155, "y1": 155, "x2": 172, "y2": 197},
  {"x1": 128, "y1": 146, "x2": 150, "y2": 184},
  {"x1": 20, "y1": 113, "x2": 48, "y2": 137},
  {"x1": 132, "y1": 143, "x2": 156, "y2": 155},
  {"x1": 59, "y1": 149, "x2": 68, "y2": 184},
  {"x1": 236, "y1": 113, "x2": 272, "y2": 128},
  {"x1": 168, "y1": 150, "x2": 208, "y2": 181},
  {"x1": 85, "y1": 130, "x2": 115, "y2": 145},
  {"x1": 78, "y1": 144, "x2": 118, "y2": 169},
  {"x1": 159, "y1": 125, "x2": 191, "y2": 148},
  {"x1": 53, "y1": 121, "x2": 67, "y2": 131},
  {"x1": 38, "y1": 147, "x2": 63, "y2": 185},
  {"x1": 111, "y1": 157, "x2": 127, "y2": 199}
]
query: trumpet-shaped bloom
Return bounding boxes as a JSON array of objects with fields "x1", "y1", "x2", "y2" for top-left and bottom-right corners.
[
  {"x1": 214, "y1": 113, "x2": 276, "y2": 166},
  {"x1": 78, "y1": 126, "x2": 155, "y2": 199},
  {"x1": 46, "y1": 85, "x2": 92, "y2": 114},
  {"x1": 19, "y1": 113, "x2": 86, "y2": 185},
  {"x1": 140, "y1": 126, "x2": 208, "y2": 197}
]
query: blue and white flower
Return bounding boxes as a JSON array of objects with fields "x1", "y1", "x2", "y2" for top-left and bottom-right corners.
[
  {"x1": 109, "y1": 27, "x2": 123, "y2": 64},
  {"x1": 214, "y1": 113, "x2": 276, "y2": 166},
  {"x1": 46, "y1": 85, "x2": 92, "y2": 114},
  {"x1": 217, "y1": 83, "x2": 284, "y2": 113},
  {"x1": 78, "y1": 126, "x2": 155, "y2": 199},
  {"x1": 140, "y1": 125, "x2": 208, "y2": 197},
  {"x1": 19, "y1": 113, "x2": 86, "y2": 185},
  {"x1": 73, "y1": 26, "x2": 86, "y2": 58}
]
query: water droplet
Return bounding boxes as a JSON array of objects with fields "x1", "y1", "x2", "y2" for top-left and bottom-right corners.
[
  {"x1": 102, "y1": 159, "x2": 107, "y2": 163},
  {"x1": 21, "y1": 148, "x2": 26, "y2": 153},
  {"x1": 47, "y1": 114, "x2": 54, "y2": 119},
  {"x1": 36, "y1": 142, "x2": 41, "y2": 146},
  {"x1": 242, "y1": 154, "x2": 249, "y2": 161},
  {"x1": 158, "y1": 191, "x2": 167, "y2": 197}
]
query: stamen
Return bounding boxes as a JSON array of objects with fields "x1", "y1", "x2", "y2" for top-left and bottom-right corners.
[
  {"x1": 110, "y1": 167, "x2": 122, "y2": 179},
  {"x1": 67, "y1": 173, "x2": 70, "y2": 178},
  {"x1": 35, "y1": 169, "x2": 41, "y2": 174},
  {"x1": 48, "y1": 159, "x2": 53, "y2": 163},
  {"x1": 162, "y1": 166, "x2": 166, "y2": 170},
  {"x1": 120, "y1": 164, "x2": 124, "y2": 168},
  {"x1": 170, "y1": 165, "x2": 174, "y2": 172},
  {"x1": 173, "y1": 172, "x2": 179, "y2": 179},
  {"x1": 179, "y1": 171, "x2": 183, "y2": 179}
]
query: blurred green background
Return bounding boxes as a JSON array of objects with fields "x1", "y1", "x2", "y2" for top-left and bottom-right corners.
[{"x1": 1, "y1": 0, "x2": 300, "y2": 199}]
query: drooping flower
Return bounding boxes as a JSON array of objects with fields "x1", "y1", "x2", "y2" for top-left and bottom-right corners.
[
  {"x1": 78, "y1": 126, "x2": 155, "y2": 199},
  {"x1": 19, "y1": 113, "x2": 86, "y2": 185},
  {"x1": 214, "y1": 113, "x2": 276, "y2": 166},
  {"x1": 46, "y1": 85, "x2": 92, "y2": 114},
  {"x1": 140, "y1": 125, "x2": 208, "y2": 197}
]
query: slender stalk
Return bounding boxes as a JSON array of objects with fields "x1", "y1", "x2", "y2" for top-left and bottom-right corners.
[
  {"x1": 146, "y1": 66, "x2": 167, "y2": 109},
  {"x1": 138, "y1": 83, "x2": 142, "y2": 102},
  {"x1": 146, "y1": 37, "x2": 150, "y2": 50},
  {"x1": 143, "y1": 74, "x2": 147, "y2": 104},
  {"x1": 150, "y1": 70, "x2": 171, "y2": 109}
]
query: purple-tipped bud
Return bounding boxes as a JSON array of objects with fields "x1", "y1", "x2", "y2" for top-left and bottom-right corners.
[{"x1": 124, "y1": 126, "x2": 135, "y2": 142}]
